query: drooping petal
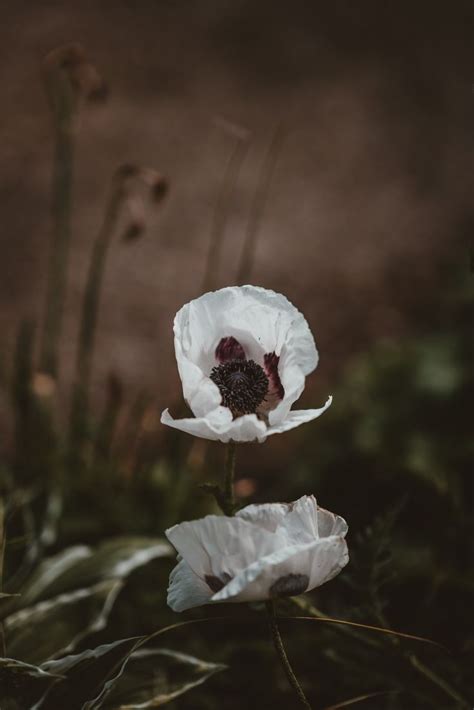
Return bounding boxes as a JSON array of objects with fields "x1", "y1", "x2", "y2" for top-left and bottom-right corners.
[
  {"x1": 161, "y1": 407, "x2": 268, "y2": 443},
  {"x1": 266, "y1": 398, "x2": 333, "y2": 436},
  {"x1": 167, "y1": 558, "x2": 213, "y2": 612}
]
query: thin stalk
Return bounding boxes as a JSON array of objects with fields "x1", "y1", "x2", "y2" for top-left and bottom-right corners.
[
  {"x1": 0, "y1": 498, "x2": 6, "y2": 656},
  {"x1": 265, "y1": 600, "x2": 312, "y2": 709},
  {"x1": 69, "y1": 178, "x2": 126, "y2": 457},
  {"x1": 202, "y1": 134, "x2": 249, "y2": 293},
  {"x1": 40, "y1": 69, "x2": 76, "y2": 378},
  {"x1": 408, "y1": 654, "x2": 471, "y2": 709},
  {"x1": 236, "y1": 125, "x2": 285, "y2": 284},
  {"x1": 222, "y1": 441, "x2": 236, "y2": 515}
]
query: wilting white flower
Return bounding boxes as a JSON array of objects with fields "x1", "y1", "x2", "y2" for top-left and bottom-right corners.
[
  {"x1": 166, "y1": 495, "x2": 348, "y2": 612},
  {"x1": 161, "y1": 285, "x2": 332, "y2": 442}
]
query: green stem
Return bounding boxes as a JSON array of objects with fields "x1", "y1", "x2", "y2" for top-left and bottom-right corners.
[
  {"x1": 265, "y1": 600, "x2": 312, "y2": 709},
  {"x1": 222, "y1": 441, "x2": 236, "y2": 515}
]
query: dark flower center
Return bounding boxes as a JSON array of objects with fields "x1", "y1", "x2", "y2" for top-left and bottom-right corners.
[{"x1": 210, "y1": 358, "x2": 269, "y2": 417}]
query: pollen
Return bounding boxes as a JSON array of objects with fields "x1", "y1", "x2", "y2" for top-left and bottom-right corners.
[{"x1": 210, "y1": 358, "x2": 269, "y2": 417}]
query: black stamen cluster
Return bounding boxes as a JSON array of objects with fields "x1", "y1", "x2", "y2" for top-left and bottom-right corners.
[{"x1": 210, "y1": 358, "x2": 269, "y2": 417}]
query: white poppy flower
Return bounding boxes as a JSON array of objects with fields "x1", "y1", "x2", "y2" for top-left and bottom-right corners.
[
  {"x1": 161, "y1": 285, "x2": 332, "y2": 442},
  {"x1": 166, "y1": 495, "x2": 348, "y2": 612}
]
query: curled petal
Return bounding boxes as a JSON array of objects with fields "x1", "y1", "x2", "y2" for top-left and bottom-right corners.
[{"x1": 266, "y1": 398, "x2": 333, "y2": 436}]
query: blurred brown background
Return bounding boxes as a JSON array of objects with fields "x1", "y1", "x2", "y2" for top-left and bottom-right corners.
[{"x1": 0, "y1": 0, "x2": 471, "y2": 414}]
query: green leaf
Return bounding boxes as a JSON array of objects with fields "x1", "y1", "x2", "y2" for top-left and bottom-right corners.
[
  {"x1": 13, "y1": 537, "x2": 172, "y2": 609},
  {"x1": 39, "y1": 636, "x2": 144, "y2": 710},
  {"x1": 102, "y1": 647, "x2": 227, "y2": 709},
  {"x1": 0, "y1": 657, "x2": 60, "y2": 710},
  {"x1": 4, "y1": 580, "x2": 123, "y2": 664},
  {"x1": 12, "y1": 545, "x2": 91, "y2": 609}
]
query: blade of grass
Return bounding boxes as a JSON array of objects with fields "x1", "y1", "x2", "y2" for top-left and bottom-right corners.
[
  {"x1": 236, "y1": 124, "x2": 285, "y2": 284},
  {"x1": 40, "y1": 53, "x2": 76, "y2": 378},
  {"x1": 202, "y1": 122, "x2": 249, "y2": 292},
  {"x1": 322, "y1": 690, "x2": 398, "y2": 710}
]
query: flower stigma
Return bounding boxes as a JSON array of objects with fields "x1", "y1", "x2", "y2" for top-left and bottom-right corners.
[{"x1": 210, "y1": 358, "x2": 269, "y2": 417}]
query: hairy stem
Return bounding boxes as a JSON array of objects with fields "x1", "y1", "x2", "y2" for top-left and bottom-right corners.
[{"x1": 265, "y1": 600, "x2": 312, "y2": 709}]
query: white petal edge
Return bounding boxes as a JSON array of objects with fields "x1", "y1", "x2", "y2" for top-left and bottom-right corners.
[
  {"x1": 167, "y1": 558, "x2": 212, "y2": 612},
  {"x1": 266, "y1": 397, "x2": 333, "y2": 436}
]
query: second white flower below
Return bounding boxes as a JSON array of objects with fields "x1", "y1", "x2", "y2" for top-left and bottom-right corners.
[{"x1": 166, "y1": 495, "x2": 349, "y2": 612}]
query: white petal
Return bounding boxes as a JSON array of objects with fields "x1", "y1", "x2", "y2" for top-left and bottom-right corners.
[
  {"x1": 236, "y1": 495, "x2": 318, "y2": 545},
  {"x1": 266, "y1": 398, "x2": 333, "y2": 436},
  {"x1": 167, "y1": 558, "x2": 212, "y2": 612},
  {"x1": 161, "y1": 407, "x2": 268, "y2": 443},
  {"x1": 174, "y1": 318, "x2": 221, "y2": 418},
  {"x1": 307, "y1": 536, "x2": 349, "y2": 590},
  {"x1": 166, "y1": 515, "x2": 283, "y2": 581},
  {"x1": 236, "y1": 502, "x2": 290, "y2": 532},
  {"x1": 212, "y1": 536, "x2": 348, "y2": 603},
  {"x1": 317, "y1": 507, "x2": 348, "y2": 539},
  {"x1": 278, "y1": 495, "x2": 319, "y2": 544}
]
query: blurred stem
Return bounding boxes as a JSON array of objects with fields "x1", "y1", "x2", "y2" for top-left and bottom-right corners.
[
  {"x1": 0, "y1": 498, "x2": 6, "y2": 656},
  {"x1": 202, "y1": 134, "x2": 249, "y2": 293},
  {"x1": 40, "y1": 69, "x2": 76, "y2": 378},
  {"x1": 265, "y1": 600, "x2": 312, "y2": 709},
  {"x1": 222, "y1": 441, "x2": 236, "y2": 515},
  {"x1": 69, "y1": 177, "x2": 126, "y2": 458},
  {"x1": 408, "y1": 655, "x2": 471, "y2": 708},
  {"x1": 236, "y1": 124, "x2": 285, "y2": 284}
]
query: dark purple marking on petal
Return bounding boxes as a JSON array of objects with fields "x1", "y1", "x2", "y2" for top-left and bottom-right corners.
[
  {"x1": 205, "y1": 572, "x2": 232, "y2": 593},
  {"x1": 269, "y1": 573, "x2": 309, "y2": 598},
  {"x1": 264, "y1": 352, "x2": 284, "y2": 400},
  {"x1": 215, "y1": 336, "x2": 246, "y2": 364}
]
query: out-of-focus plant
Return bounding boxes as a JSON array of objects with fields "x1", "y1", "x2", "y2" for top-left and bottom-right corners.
[{"x1": 0, "y1": 43, "x2": 226, "y2": 710}]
